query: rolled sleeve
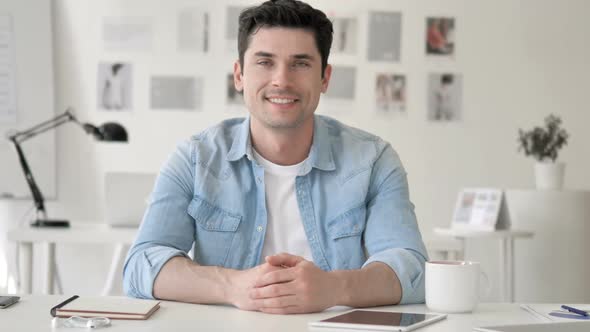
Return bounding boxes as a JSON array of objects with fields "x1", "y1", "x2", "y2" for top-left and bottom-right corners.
[
  {"x1": 362, "y1": 248, "x2": 426, "y2": 304},
  {"x1": 123, "y1": 246, "x2": 189, "y2": 299},
  {"x1": 123, "y1": 139, "x2": 196, "y2": 299}
]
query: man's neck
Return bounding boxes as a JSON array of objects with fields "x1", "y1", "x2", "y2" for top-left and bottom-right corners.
[{"x1": 249, "y1": 119, "x2": 314, "y2": 166}]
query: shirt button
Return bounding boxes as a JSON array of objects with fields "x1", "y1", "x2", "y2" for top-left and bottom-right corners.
[
  {"x1": 257, "y1": 226, "x2": 263, "y2": 232},
  {"x1": 256, "y1": 177, "x2": 262, "y2": 183}
]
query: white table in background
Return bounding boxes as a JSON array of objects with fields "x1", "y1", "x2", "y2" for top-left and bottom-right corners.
[
  {"x1": 433, "y1": 227, "x2": 534, "y2": 303},
  {"x1": 7, "y1": 223, "x2": 137, "y2": 295},
  {"x1": 0, "y1": 295, "x2": 570, "y2": 332}
]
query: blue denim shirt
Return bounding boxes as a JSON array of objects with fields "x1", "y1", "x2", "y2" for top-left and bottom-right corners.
[{"x1": 123, "y1": 115, "x2": 428, "y2": 304}]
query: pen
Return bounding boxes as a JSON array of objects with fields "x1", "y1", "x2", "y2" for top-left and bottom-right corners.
[
  {"x1": 50, "y1": 295, "x2": 79, "y2": 317},
  {"x1": 561, "y1": 305, "x2": 589, "y2": 317}
]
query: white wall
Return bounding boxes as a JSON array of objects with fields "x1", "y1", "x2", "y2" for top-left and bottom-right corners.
[{"x1": 1, "y1": 0, "x2": 589, "y2": 299}]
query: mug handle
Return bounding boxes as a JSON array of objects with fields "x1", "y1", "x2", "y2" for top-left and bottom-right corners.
[{"x1": 479, "y1": 271, "x2": 492, "y2": 300}]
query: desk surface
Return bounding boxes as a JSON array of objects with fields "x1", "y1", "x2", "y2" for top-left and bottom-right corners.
[
  {"x1": 6, "y1": 223, "x2": 138, "y2": 244},
  {"x1": 434, "y1": 227, "x2": 534, "y2": 239},
  {"x1": 0, "y1": 296, "x2": 547, "y2": 332}
]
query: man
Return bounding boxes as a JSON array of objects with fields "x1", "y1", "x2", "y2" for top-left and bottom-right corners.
[{"x1": 123, "y1": 0, "x2": 427, "y2": 314}]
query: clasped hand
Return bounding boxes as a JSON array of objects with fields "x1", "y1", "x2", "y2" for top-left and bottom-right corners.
[{"x1": 231, "y1": 253, "x2": 340, "y2": 314}]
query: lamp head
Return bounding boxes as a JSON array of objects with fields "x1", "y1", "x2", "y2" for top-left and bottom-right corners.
[{"x1": 82, "y1": 122, "x2": 128, "y2": 142}]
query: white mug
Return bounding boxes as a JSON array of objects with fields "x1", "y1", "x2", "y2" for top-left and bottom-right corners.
[{"x1": 425, "y1": 260, "x2": 487, "y2": 313}]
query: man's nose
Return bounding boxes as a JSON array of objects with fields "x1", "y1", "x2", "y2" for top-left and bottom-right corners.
[{"x1": 271, "y1": 64, "x2": 293, "y2": 87}]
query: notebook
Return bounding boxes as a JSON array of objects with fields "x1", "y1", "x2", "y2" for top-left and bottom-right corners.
[
  {"x1": 51, "y1": 296, "x2": 160, "y2": 320},
  {"x1": 104, "y1": 172, "x2": 156, "y2": 227}
]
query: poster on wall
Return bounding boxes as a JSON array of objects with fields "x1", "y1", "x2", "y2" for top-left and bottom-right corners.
[
  {"x1": 226, "y1": 73, "x2": 245, "y2": 112},
  {"x1": 150, "y1": 75, "x2": 202, "y2": 111},
  {"x1": 367, "y1": 11, "x2": 402, "y2": 62},
  {"x1": 0, "y1": 15, "x2": 17, "y2": 123},
  {"x1": 97, "y1": 62, "x2": 133, "y2": 111},
  {"x1": 375, "y1": 73, "x2": 406, "y2": 113},
  {"x1": 102, "y1": 17, "x2": 153, "y2": 52},
  {"x1": 427, "y1": 73, "x2": 462, "y2": 122},
  {"x1": 330, "y1": 16, "x2": 358, "y2": 55},
  {"x1": 322, "y1": 66, "x2": 356, "y2": 113},
  {"x1": 178, "y1": 7, "x2": 209, "y2": 52},
  {"x1": 225, "y1": 6, "x2": 246, "y2": 54},
  {"x1": 426, "y1": 17, "x2": 455, "y2": 57}
]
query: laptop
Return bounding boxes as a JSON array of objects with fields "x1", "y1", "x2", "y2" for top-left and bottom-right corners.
[
  {"x1": 104, "y1": 172, "x2": 156, "y2": 227},
  {"x1": 474, "y1": 321, "x2": 590, "y2": 332}
]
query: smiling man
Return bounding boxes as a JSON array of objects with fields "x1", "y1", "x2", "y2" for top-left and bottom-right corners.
[{"x1": 123, "y1": 0, "x2": 428, "y2": 314}]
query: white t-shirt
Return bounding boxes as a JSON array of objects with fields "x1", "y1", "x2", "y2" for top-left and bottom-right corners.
[{"x1": 253, "y1": 149, "x2": 313, "y2": 263}]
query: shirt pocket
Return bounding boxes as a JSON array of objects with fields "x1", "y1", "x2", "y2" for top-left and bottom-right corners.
[
  {"x1": 327, "y1": 204, "x2": 367, "y2": 268},
  {"x1": 187, "y1": 195, "x2": 242, "y2": 266}
]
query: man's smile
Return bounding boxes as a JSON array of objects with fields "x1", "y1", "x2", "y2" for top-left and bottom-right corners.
[{"x1": 266, "y1": 97, "x2": 298, "y2": 104}]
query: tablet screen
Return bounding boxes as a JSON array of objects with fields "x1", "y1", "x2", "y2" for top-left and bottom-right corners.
[{"x1": 320, "y1": 310, "x2": 431, "y2": 327}]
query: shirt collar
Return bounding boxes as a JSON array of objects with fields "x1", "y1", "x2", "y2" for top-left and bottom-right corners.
[
  {"x1": 226, "y1": 115, "x2": 336, "y2": 172},
  {"x1": 226, "y1": 116, "x2": 253, "y2": 162},
  {"x1": 307, "y1": 115, "x2": 336, "y2": 172}
]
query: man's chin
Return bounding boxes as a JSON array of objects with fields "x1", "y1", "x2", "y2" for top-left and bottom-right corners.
[{"x1": 262, "y1": 115, "x2": 306, "y2": 130}]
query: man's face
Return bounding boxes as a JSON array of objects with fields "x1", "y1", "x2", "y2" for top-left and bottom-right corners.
[{"x1": 234, "y1": 27, "x2": 331, "y2": 131}]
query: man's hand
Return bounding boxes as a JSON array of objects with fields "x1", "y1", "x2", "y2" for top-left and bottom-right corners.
[
  {"x1": 227, "y1": 263, "x2": 284, "y2": 311},
  {"x1": 249, "y1": 253, "x2": 343, "y2": 314}
]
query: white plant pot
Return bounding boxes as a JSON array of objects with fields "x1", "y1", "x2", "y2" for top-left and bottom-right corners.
[{"x1": 534, "y1": 161, "x2": 565, "y2": 190}]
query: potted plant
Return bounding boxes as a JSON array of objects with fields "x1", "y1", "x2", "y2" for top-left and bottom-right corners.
[{"x1": 517, "y1": 114, "x2": 569, "y2": 190}]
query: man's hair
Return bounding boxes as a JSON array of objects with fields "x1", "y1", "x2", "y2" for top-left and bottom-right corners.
[
  {"x1": 441, "y1": 74, "x2": 453, "y2": 85},
  {"x1": 237, "y1": 0, "x2": 333, "y2": 77}
]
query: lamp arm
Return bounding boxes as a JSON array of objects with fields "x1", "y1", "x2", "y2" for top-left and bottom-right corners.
[
  {"x1": 9, "y1": 137, "x2": 47, "y2": 217},
  {"x1": 9, "y1": 108, "x2": 77, "y2": 143}
]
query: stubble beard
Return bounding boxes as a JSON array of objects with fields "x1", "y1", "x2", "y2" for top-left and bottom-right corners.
[{"x1": 259, "y1": 107, "x2": 306, "y2": 130}]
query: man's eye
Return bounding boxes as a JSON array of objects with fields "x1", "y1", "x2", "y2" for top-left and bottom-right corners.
[
  {"x1": 257, "y1": 60, "x2": 271, "y2": 66},
  {"x1": 294, "y1": 61, "x2": 310, "y2": 68}
]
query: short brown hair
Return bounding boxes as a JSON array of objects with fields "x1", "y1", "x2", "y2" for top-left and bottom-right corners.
[{"x1": 237, "y1": 0, "x2": 333, "y2": 77}]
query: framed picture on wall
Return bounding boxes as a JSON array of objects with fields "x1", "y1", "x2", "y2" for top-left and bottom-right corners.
[
  {"x1": 451, "y1": 188, "x2": 508, "y2": 231},
  {"x1": 426, "y1": 17, "x2": 455, "y2": 56},
  {"x1": 427, "y1": 73, "x2": 462, "y2": 122},
  {"x1": 375, "y1": 73, "x2": 406, "y2": 113}
]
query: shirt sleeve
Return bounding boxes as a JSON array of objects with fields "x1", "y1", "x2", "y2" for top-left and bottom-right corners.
[
  {"x1": 123, "y1": 140, "x2": 195, "y2": 299},
  {"x1": 361, "y1": 143, "x2": 428, "y2": 304}
]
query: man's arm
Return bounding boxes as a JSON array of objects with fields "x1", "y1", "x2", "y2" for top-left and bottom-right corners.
[
  {"x1": 123, "y1": 140, "x2": 197, "y2": 299},
  {"x1": 152, "y1": 257, "x2": 230, "y2": 304},
  {"x1": 153, "y1": 256, "x2": 283, "y2": 311},
  {"x1": 361, "y1": 143, "x2": 428, "y2": 304},
  {"x1": 332, "y1": 262, "x2": 402, "y2": 307}
]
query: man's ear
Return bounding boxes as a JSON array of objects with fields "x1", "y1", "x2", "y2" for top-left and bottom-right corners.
[
  {"x1": 233, "y1": 61, "x2": 243, "y2": 92},
  {"x1": 321, "y1": 64, "x2": 332, "y2": 93}
]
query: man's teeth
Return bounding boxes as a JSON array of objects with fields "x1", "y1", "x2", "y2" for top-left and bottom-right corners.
[{"x1": 268, "y1": 98, "x2": 295, "y2": 104}]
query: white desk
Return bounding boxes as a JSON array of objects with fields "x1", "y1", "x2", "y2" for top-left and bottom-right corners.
[
  {"x1": 434, "y1": 228, "x2": 534, "y2": 303},
  {"x1": 0, "y1": 296, "x2": 568, "y2": 332},
  {"x1": 6, "y1": 224, "x2": 137, "y2": 295}
]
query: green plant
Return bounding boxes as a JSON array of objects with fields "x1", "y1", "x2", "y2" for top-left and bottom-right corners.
[{"x1": 518, "y1": 114, "x2": 569, "y2": 162}]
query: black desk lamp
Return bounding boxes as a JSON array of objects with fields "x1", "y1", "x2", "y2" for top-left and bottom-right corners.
[{"x1": 7, "y1": 108, "x2": 128, "y2": 228}]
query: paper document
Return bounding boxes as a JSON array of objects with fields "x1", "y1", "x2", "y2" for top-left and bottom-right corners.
[{"x1": 520, "y1": 304, "x2": 590, "y2": 322}]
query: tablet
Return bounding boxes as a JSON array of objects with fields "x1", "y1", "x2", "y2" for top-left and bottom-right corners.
[{"x1": 309, "y1": 310, "x2": 447, "y2": 332}]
